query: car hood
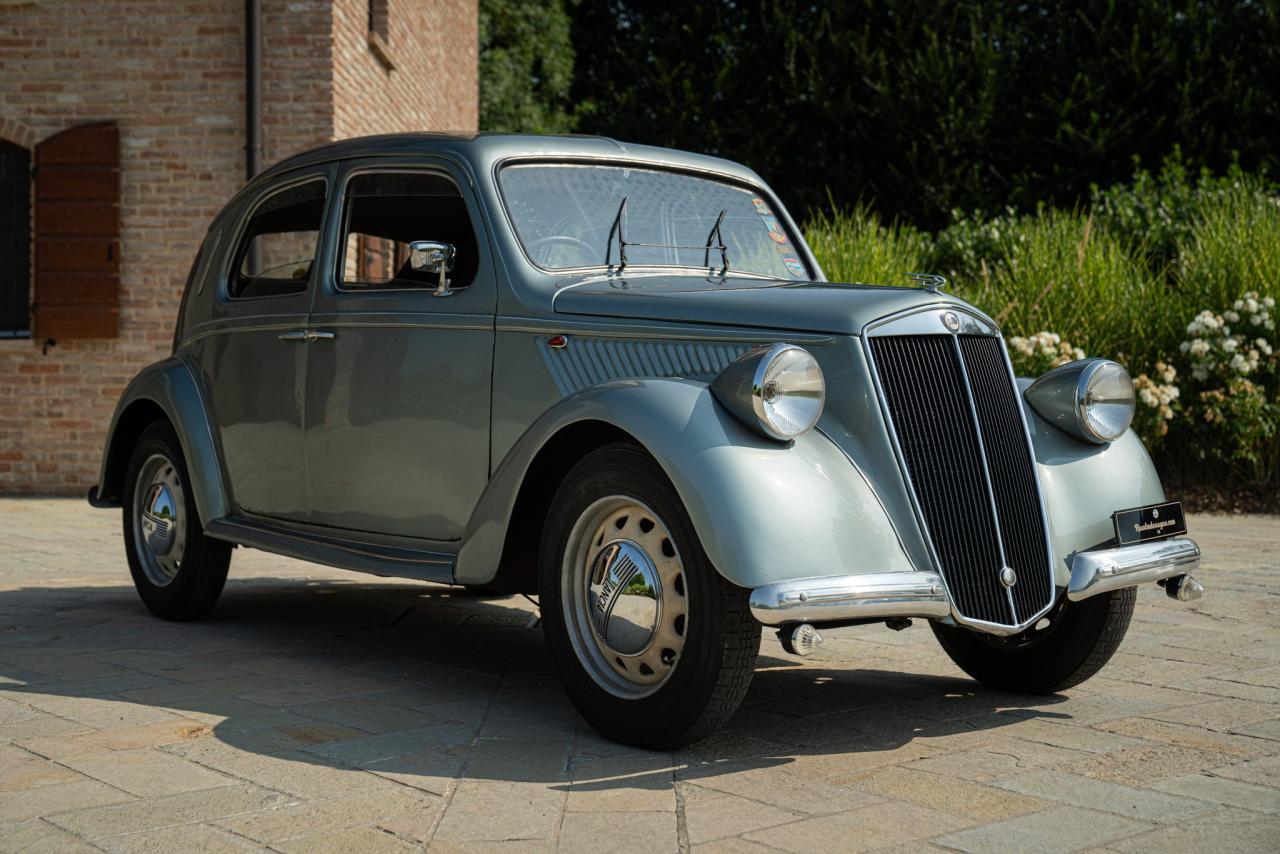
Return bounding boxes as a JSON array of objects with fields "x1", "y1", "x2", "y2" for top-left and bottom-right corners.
[{"x1": 551, "y1": 273, "x2": 977, "y2": 336}]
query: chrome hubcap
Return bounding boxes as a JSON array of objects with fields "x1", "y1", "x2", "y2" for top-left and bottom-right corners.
[
  {"x1": 589, "y1": 540, "x2": 662, "y2": 655},
  {"x1": 141, "y1": 483, "x2": 178, "y2": 556},
  {"x1": 564, "y1": 497, "x2": 688, "y2": 698},
  {"x1": 132, "y1": 454, "x2": 186, "y2": 587}
]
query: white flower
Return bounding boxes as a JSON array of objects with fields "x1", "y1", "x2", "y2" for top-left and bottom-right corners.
[
  {"x1": 1258, "y1": 338, "x2": 1274, "y2": 356},
  {"x1": 1139, "y1": 388, "x2": 1157, "y2": 407},
  {"x1": 1189, "y1": 339, "x2": 1211, "y2": 357},
  {"x1": 1230, "y1": 353, "x2": 1252, "y2": 374},
  {"x1": 1224, "y1": 310, "x2": 1241, "y2": 323},
  {"x1": 1265, "y1": 296, "x2": 1276, "y2": 309},
  {"x1": 1251, "y1": 314, "x2": 1266, "y2": 326},
  {"x1": 1221, "y1": 338, "x2": 1238, "y2": 353},
  {"x1": 1245, "y1": 297, "x2": 1259, "y2": 313},
  {"x1": 1179, "y1": 341, "x2": 1190, "y2": 353}
]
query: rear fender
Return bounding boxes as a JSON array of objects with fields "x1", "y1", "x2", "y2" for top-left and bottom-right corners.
[
  {"x1": 92, "y1": 357, "x2": 228, "y2": 525},
  {"x1": 456, "y1": 378, "x2": 913, "y2": 589}
]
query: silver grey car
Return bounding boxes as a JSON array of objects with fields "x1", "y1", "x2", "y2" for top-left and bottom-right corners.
[{"x1": 90, "y1": 133, "x2": 1203, "y2": 748}]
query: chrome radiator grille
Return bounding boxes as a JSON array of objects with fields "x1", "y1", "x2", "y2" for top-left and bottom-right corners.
[{"x1": 868, "y1": 333, "x2": 1053, "y2": 627}]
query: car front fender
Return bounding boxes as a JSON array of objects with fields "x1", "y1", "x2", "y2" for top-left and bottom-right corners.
[
  {"x1": 1020, "y1": 379, "x2": 1166, "y2": 586},
  {"x1": 91, "y1": 356, "x2": 229, "y2": 526},
  {"x1": 456, "y1": 377, "x2": 914, "y2": 590}
]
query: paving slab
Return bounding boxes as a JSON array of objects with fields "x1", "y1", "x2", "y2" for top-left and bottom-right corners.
[{"x1": 0, "y1": 499, "x2": 1276, "y2": 851}]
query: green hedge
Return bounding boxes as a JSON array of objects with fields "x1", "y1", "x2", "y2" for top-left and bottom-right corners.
[
  {"x1": 806, "y1": 160, "x2": 1280, "y2": 487},
  {"x1": 567, "y1": 0, "x2": 1280, "y2": 229}
]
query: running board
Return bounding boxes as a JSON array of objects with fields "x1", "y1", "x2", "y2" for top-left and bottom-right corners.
[{"x1": 205, "y1": 517, "x2": 455, "y2": 584}]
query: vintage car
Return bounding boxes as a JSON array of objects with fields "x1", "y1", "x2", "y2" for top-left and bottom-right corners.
[{"x1": 89, "y1": 133, "x2": 1203, "y2": 748}]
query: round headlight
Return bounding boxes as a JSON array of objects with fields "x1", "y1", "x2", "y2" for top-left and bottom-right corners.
[
  {"x1": 710, "y1": 343, "x2": 826, "y2": 441},
  {"x1": 1079, "y1": 360, "x2": 1135, "y2": 442},
  {"x1": 752, "y1": 345, "x2": 826, "y2": 439},
  {"x1": 1025, "y1": 357, "x2": 1135, "y2": 444}
]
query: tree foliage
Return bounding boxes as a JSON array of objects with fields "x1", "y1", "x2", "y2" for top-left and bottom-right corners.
[
  {"x1": 567, "y1": 0, "x2": 1280, "y2": 228},
  {"x1": 479, "y1": 0, "x2": 578, "y2": 133}
]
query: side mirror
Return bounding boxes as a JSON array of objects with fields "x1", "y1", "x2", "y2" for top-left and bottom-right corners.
[{"x1": 408, "y1": 240, "x2": 457, "y2": 297}]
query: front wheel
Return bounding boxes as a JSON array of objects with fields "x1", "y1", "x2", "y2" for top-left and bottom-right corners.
[
  {"x1": 932, "y1": 587, "x2": 1136, "y2": 693},
  {"x1": 538, "y1": 443, "x2": 760, "y2": 749},
  {"x1": 123, "y1": 422, "x2": 231, "y2": 621}
]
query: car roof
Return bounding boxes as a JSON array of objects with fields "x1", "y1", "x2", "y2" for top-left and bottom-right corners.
[{"x1": 245, "y1": 132, "x2": 768, "y2": 199}]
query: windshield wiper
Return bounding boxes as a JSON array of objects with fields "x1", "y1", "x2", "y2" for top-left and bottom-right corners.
[
  {"x1": 605, "y1": 196, "x2": 629, "y2": 269},
  {"x1": 605, "y1": 199, "x2": 731, "y2": 275},
  {"x1": 703, "y1": 209, "x2": 729, "y2": 274}
]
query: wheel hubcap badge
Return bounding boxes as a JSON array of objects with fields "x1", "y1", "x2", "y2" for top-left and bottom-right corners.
[{"x1": 589, "y1": 540, "x2": 662, "y2": 656}]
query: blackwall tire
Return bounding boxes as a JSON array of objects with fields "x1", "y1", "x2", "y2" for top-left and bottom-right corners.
[
  {"x1": 538, "y1": 442, "x2": 760, "y2": 749},
  {"x1": 932, "y1": 587, "x2": 1136, "y2": 693},
  {"x1": 122, "y1": 422, "x2": 231, "y2": 621}
]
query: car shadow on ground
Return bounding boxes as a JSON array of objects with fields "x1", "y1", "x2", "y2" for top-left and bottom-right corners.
[{"x1": 0, "y1": 577, "x2": 1069, "y2": 792}]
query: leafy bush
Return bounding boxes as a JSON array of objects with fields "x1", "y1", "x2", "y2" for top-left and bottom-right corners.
[
  {"x1": 1090, "y1": 153, "x2": 1276, "y2": 272},
  {"x1": 803, "y1": 163, "x2": 1280, "y2": 488}
]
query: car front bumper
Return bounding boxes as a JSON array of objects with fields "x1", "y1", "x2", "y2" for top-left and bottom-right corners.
[{"x1": 749, "y1": 536, "x2": 1202, "y2": 628}]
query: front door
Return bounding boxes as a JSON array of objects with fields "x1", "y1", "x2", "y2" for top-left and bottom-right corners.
[
  {"x1": 196, "y1": 171, "x2": 331, "y2": 522},
  {"x1": 303, "y1": 162, "x2": 496, "y2": 541}
]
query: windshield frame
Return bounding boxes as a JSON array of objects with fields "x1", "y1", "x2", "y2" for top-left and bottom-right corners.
[{"x1": 493, "y1": 156, "x2": 816, "y2": 281}]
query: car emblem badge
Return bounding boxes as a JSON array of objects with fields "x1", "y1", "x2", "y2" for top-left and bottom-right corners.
[
  {"x1": 999, "y1": 566, "x2": 1017, "y2": 588},
  {"x1": 942, "y1": 311, "x2": 961, "y2": 332}
]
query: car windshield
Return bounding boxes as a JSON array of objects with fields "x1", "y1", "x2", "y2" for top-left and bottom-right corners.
[{"x1": 499, "y1": 163, "x2": 811, "y2": 279}]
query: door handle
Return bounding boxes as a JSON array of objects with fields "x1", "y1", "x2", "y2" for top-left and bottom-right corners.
[
  {"x1": 278, "y1": 330, "x2": 308, "y2": 342},
  {"x1": 305, "y1": 330, "x2": 335, "y2": 341}
]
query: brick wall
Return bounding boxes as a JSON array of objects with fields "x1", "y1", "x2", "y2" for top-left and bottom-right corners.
[
  {"x1": 0, "y1": 0, "x2": 478, "y2": 495},
  {"x1": 331, "y1": 0, "x2": 478, "y2": 138}
]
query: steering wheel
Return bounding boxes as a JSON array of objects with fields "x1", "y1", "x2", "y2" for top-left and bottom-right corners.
[{"x1": 526, "y1": 235, "x2": 598, "y2": 265}]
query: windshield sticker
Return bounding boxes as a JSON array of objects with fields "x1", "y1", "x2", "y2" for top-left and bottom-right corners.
[
  {"x1": 761, "y1": 216, "x2": 790, "y2": 245},
  {"x1": 751, "y1": 198, "x2": 772, "y2": 216},
  {"x1": 782, "y1": 257, "x2": 805, "y2": 278}
]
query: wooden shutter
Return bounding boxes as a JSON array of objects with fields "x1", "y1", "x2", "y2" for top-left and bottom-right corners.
[{"x1": 33, "y1": 121, "x2": 120, "y2": 339}]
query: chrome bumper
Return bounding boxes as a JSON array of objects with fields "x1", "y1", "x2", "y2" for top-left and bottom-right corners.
[
  {"x1": 749, "y1": 571, "x2": 950, "y2": 627},
  {"x1": 749, "y1": 537, "x2": 1202, "y2": 627},
  {"x1": 1067, "y1": 536, "x2": 1201, "y2": 601}
]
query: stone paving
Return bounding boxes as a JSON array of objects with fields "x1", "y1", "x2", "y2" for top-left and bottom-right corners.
[{"x1": 1, "y1": 499, "x2": 1278, "y2": 852}]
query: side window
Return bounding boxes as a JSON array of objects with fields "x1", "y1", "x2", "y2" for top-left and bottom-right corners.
[
  {"x1": 337, "y1": 172, "x2": 479, "y2": 292},
  {"x1": 229, "y1": 179, "x2": 327, "y2": 299}
]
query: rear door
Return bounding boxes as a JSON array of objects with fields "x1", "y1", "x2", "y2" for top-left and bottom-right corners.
[
  {"x1": 302, "y1": 159, "x2": 496, "y2": 541},
  {"x1": 196, "y1": 169, "x2": 332, "y2": 522}
]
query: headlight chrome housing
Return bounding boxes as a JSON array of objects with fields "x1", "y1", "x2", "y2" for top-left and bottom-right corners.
[
  {"x1": 1025, "y1": 358, "x2": 1135, "y2": 444},
  {"x1": 711, "y1": 343, "x2": 826, "y2": 441}
]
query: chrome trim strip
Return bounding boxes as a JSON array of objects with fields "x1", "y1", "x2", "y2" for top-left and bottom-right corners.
[
  {"x1": 1068, "y1": 537, "x2": 1200, "y2": 601},
  {"x1": 863, "y1": 302, "x2": 1000, "y2": 338},
  {"x1": 750, "y1": 571, "x2": 950, "y2": 626}
]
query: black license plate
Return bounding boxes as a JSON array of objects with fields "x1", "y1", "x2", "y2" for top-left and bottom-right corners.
[{"x1": 1113, "y1": 501, "x2": 1187, "y2": 546}]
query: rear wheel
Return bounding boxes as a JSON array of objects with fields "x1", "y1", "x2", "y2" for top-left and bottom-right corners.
[
  {"x1": 123, "y1": 422, "x2": 231, "y2": 621},
  {"x1": 932, "y1": 587, "x2": 1135, "y2": 693},
  {"x1": 539, "y1": 443, "x2": 759, "y2": 749}
]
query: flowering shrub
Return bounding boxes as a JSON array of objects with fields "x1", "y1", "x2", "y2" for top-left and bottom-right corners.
[
  {"x1": 1007, "y1": 331, "x2": 1085, "y2": 376},
  {"x1": 807, "y1": 160, "x2": 1279, "y2": 492},
  {"x1": 1132, "y1": 362, "x2": 1180, "y2": 443},
  {"x1": 1177, "y1": 292, "x2": 1279, "y2": 482}
]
